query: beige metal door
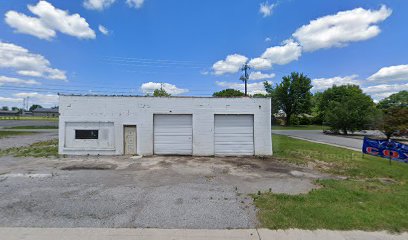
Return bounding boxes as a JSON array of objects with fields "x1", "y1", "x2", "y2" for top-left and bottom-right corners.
[{"x1": 124, "y1": 125, "x2": 137, "y2": 155}]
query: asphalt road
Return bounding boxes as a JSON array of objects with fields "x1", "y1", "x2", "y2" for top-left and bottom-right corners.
[
  {"x1": 0, "y1": 120, "x2": 58, "y2": 128},
  {"x1": 272, "y1": 130, "x2": 363, "y2": 151}
]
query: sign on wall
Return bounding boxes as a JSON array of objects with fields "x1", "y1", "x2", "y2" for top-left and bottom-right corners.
[{"x1": 362, "y1": 137, "x2": 408, "y2": 163}]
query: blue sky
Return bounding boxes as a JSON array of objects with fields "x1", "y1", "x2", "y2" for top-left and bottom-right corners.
[{"x1": 0, "y1": 0, "x2": 407, "y2": 107}]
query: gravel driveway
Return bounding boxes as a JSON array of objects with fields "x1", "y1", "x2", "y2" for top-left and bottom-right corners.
[
  {"x1": 272, "y1": 130, "x2": 363, "y2": 150},
  {"x1": 0, "y1": 155, "x2": 329, "y2": 229}
]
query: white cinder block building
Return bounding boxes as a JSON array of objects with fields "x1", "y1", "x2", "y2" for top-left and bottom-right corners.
[{"x1": 58, "y1": 95, "x2": 272, "y2": 156}]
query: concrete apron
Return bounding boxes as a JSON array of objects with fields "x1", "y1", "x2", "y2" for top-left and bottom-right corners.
[{"x1": 1, "y1": 228, "x2": 407, "y2": 240}]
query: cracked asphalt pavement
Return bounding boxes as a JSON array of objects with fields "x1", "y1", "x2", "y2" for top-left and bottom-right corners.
[{"x1": 0, "y1": 154, "x2": 330, "y2": 229}]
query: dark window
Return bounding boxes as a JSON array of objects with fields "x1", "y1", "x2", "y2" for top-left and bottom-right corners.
[{"x1": 75, "y1": 130, "x2": 98, "y2": 139}]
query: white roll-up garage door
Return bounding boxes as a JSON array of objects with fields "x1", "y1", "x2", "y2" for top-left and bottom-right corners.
[
  {"x1": 154, "y1": 114, "x2": 193, "y2": 155},
  {"x1": 214, "y1": 115, "x2": 254, "y2": 156}
]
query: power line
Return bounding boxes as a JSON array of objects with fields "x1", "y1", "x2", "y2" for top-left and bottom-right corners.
[{"x1": 101, "y1": 56, "x2": 206, "y2": 64}]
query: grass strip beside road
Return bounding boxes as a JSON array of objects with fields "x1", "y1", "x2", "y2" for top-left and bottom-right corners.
[
  {"x1": 5, "y1": 126, "x2": 58, "y2": 130},
  {"x1": 0, "y1": 131, "x2": 35, "y2": 138},
  {"x1": 0, "y1": 116, "x2": 58, "y2": 121},
  {"x1": 254, "y1": 134, "x2": 408, "y2": 232},
  {"x1": 272, "y1": 125, "x2": 329, "y2": 130},
  {"x1": 0, "y1": 139, "x2": 58, "y2": 158}
]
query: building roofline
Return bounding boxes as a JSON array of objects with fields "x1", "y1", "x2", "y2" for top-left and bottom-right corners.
[{"x1": 57, "y1": 93, "x2": 271, "y2": 99}]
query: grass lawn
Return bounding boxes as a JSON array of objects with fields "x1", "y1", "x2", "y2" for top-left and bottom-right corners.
[
  {"x1": 0, "y1": 116, "x2": 58, "y2": 121},
  {"x1": 5, "y1": 125, "x2": 58, "y2": 130},
  {"x1": 0, "y1": 139, "x2": 58, "y2": 158},
  {"x1": 0, "y1": 131, "x2": 34, "y2": 138},
  {"x1": 272, "y1": 125, "x2": 329, "y2": 130},
  {"x1": 253, "y1": 134, "x2": 408, "y2": 231}
]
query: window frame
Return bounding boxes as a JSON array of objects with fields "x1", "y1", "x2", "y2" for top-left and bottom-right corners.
[{"x1": 75, "y1": 129, "x2": 99, "y2": 140}]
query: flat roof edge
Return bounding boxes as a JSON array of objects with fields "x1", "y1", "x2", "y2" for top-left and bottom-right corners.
[{"x1": 58, "y1": 94, "x2": 271, "y2": 99}]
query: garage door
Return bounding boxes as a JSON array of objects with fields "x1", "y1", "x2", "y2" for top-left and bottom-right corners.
[
  {"x1": 214, "y1": 115, "x2": 254, "y2": 156},
  {"x1": 154, "y1": 114, "x2": 193, "y2": 155}
]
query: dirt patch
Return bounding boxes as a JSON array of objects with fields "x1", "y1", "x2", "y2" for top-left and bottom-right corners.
[
  {"x1": 377, "y1": 178, "x2": 399, "y2": 185},
  {"x1": 61, "y1": 163, "x2": 117, "y2": 171},
  {"x1": 222, "y1": 159, "x2": 261, "y2": 169},
  {"x1": 158, "y1": 160, "x2": 172, "y2": 167},
  {"x1": 264, "y1": 166, "x2": 290, "y2": 173}
]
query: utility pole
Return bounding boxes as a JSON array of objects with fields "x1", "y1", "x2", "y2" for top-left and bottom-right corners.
[{"x1": 240, "y1": 63, "x2": 250, "y2": 96}]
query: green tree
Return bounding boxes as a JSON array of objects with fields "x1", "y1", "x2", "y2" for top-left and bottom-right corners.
[
  {"x1": 311, "y1": 92, "x2": 323, "y2": 124},
  {"x1": 264, "y1": 81, "x2": 279, "y2": 116},
  {"x1": 213, "y1": 89, "x2": 244, "y2": 97},
  {"x1": 378, "y1": 106, "x2": 408, "y2": 139},
  {"x1": 1, "y1": 106, "x2": 9, "y2": 111},
  {"x1": 318, "y1": 85, "x2": 377, "y2": 134},
  {"x1": 29, "y1": 104, "x2": 42, "y2": 111},
  {"x1": 11, "y1": 107, "x2": 19, "y2": 111},
  {"x1": 270, "y1": 72, "x2": 313, "y2": 125},
  {"x1": 377, "y1": 90, "x2": 408, "y2": 109},
  {"x1": 252, "y1": 93, "x2": 267, "y2": 98},
  {"x1": 152, "y1": 88, "x2": 171, "y2": 97}
]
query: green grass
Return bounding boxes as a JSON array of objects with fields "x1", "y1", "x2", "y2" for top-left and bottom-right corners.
[
  {"x1": 0, "y1": 116, "x2": 58, "y2": 121},
  {"x1": 5, "y1": 125, "x2": 58, "y2": 130},
  {"x1": 0, "y1": 131, "x2": 34, "y2": 138},
  {"x1": 0, "y1": 139, "x2": 58, "y2": 158},
  {"x1": 272, "y1": 125, "x2": 329, "y2": 130},
  {"x1": 253, "y1": 134, "x2": 408, "y2": 231}
]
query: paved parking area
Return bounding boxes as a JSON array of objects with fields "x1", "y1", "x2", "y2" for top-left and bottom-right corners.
[{"x1": 0, "y1": 155, "x2": 329, "y2": 229}]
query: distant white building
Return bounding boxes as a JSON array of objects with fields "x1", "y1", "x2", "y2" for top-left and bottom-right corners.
[
  {"x1": 58, "y1": 95, "x2": 272, "y2": 156},
  {"x1": 32, "y1": 107, "x2": 59, "y2": 117}
]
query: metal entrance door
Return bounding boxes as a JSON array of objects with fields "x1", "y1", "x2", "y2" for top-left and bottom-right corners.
[{"x1": 124, "y1": 125, "x2": 137, "y2": 155}]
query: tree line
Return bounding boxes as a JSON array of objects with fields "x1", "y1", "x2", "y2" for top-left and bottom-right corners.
[{"x1": 213, "y1": 72, "x2": 408, "y2": 139}]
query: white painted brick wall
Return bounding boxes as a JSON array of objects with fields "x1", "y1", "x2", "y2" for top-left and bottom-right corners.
[{"x1": 59, "y1": 96, "x2": 272, "y2": 156}]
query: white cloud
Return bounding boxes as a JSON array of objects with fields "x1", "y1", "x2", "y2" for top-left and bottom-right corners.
[
  {"x1": 212, "y1": 54, "x2": 248, "y2": 75},
  {"x1": 216, "y1": 81, "x2": 270, "y2": 95},
  {"x1": 248, "y1": 57, "x2": 272, "y2": 70},
  {"x1": 5, "y1": 1, "x2": 96, "y2": 40},
  {"x1": 265, "y1": 37, "x2": 271, "y2": 42},
  {"x1": 0, "y1": 96, "x2": 24, "y2": 103},
  {"x1": 0, "y1": 41, "x2": 67, "y2": 80},
  {"x1": 126, "y1": 0, "x2": 145, "y2": 9},
  {"x1": 16, "y1": 70, "x2": 43, "y2": 77},
  {"x1": 312, "y1": 75, "x2": 361, "y2": 92},
  {"x1": 212, "y1": 6, "x2": 391, "y2": 76},
  {"x1": 5, "y1": 11, "x2": 55, "y2": 40},
  {"x1": 363, "y1": 83, "x2": 408, "y2": 101},
  {"x1": 140, "y1": 82, "x2": 188, "y2": 95},
  {"x1": 13, "y1": 92, "x2": 58, "y2": 106},
  {"x1": 249, "y1": 39, "x2": 302, "y2": 70},
  {"x1": 293, "y1": 5, "x2": 392, "y2": 52},
  {"x1": 259, "y1": 2, "x2": 275, "y2": 17},
  {"x1": 249, "y1": 71, "x2": 275, "y2": 80},
  {"x1": 0, "y1": 76, "x2": 40, "y2": 86},
  {"x1": 367, "y1": 64, "x2": 408, "y2": 83},
  {"x1": 98, "y1": 25, "x2": 109, "y2": 35},
  {"x1": 84, "y1": 0, "x2": 116, "y2": 11}
]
